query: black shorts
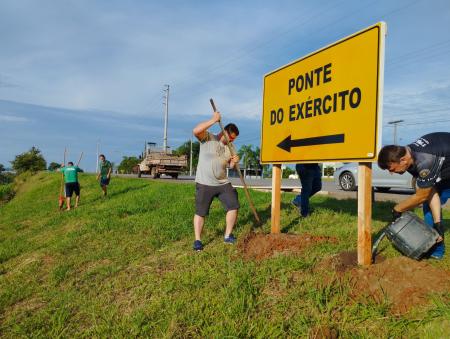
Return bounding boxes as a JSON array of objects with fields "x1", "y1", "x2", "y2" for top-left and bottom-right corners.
[
  {"x1": 100, "y1": 178, "x2": 110, "y2": 186},
  {"x1": 65, "y1": 182, "x2": 80, "y2": 197},
  {"x1": 195, "y1": 183, "x2": 240, "y2": 217}
]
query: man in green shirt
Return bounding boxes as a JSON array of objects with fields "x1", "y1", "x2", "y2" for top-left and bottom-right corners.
[
  {"x1": 97, "y1": 154, "x2": 112, "y2": 196},
  {"x1": 60, "y1": 161, "x2": 82, "y2": 210}
]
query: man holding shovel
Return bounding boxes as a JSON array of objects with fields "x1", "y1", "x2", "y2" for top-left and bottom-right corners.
[
  {"x1": 378, "y1": 132, "x2": 450, "y2": 259},
  {"x1": 60, "y1": 161, "x2": 83, "y2": 210},
  {"x1": 192, "y1": 110, "x2": 240, "y2": 251}
]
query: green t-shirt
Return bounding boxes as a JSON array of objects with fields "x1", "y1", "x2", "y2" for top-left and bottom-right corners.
[
  {"x1": 99, "y1": 160, "x2": 112, "y2": 179},
  {"x1": 61, "y1": 166, "x2": 82, "y2": 183}
]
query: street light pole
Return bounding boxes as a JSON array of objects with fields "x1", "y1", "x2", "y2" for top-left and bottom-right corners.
[
  {"x1": 163, "y1": 85, "x2": 169, "y2": 153},
  {"x1": 190, "y1": 135, "x2": 193, "y2": 177},
  {"x1": 96, "y1": 139, "x2": 100, "y2": 173},
  {"x1": 388, "y1": 120, "x2": 404, "y2": 144}
]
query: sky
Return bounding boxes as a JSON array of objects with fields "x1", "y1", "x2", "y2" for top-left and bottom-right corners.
[{"x1": 1, "y1": 0, "x2": 449, "y2": 171}]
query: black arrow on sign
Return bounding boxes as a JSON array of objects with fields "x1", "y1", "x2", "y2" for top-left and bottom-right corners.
[{"x1": 277, "y1": 133, "x2": 345, "y2": 152}]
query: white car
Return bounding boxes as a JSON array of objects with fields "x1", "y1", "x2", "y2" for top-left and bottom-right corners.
[{"x1": 334, "y1": 163, "x2": 416, "y2": 192}]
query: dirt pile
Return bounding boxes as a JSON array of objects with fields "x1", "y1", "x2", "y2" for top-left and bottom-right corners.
[
  {"x1": 319, "y1": 251, "x2": 450, "y2": 314},
  {"x1": 316, "y1": 250, "x2": 385, "y2": 273},
  {"x1": 238, "y1": 232, "x2": 337, "y2": 261}
]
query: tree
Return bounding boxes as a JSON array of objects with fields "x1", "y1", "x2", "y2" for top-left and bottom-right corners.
[
  {"x1": 117, "y1": 156, "x2": 140, "y2": 174},
  {"x1": 324, "y1": 166, "x2": 334, "y2": 177},
  {"x1": 282, "y1": 166, "x2": 295, "y2": 178},
  {"x1": 237, "y1": 145, "x2": 254, "y2": 169},
  {"x1": 10, "y1": 147, "x2": 47, "y2": 174},
  {"x1": 173, "y1": 140, "x2": 200, "y2": 173},
  {"x1": 237, "y1": 144, "x2": 262, "y2": 177},
  {"x1": 48, "y1": 162, "x2": 61, "y2": 171}
]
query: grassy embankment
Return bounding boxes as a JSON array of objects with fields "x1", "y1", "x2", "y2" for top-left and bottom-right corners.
[{"x1": 0, "y1": 173, "x2": 449, "y2": 337}]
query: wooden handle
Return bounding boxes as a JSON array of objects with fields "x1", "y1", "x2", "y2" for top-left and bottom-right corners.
[
  {"x1": 210, "y1": 99, "x2": 217, "y2": 112},
  {"x1": 76, "y1": 152, "x2": 84, "y2": 166}
]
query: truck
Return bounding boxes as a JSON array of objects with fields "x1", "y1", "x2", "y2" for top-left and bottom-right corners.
[{"x1": 137, "y1": 142, "x2": 187, "y2": 179}]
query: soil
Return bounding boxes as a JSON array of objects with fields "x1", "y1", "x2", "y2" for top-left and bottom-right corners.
[
  {"x1": 239, "y1": 233, "x2": 449, "y2": 314},
  {"x1": 238, "y1": 232, "x2": 338, "y2": 261},
  {"x1": 318, "y1": 251, "x2": 450, "y2": 314}
]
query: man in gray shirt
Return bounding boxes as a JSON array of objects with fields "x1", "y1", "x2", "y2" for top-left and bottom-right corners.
[{"x1": 192, "y1": 110, "x2": 240, "y2": 251}]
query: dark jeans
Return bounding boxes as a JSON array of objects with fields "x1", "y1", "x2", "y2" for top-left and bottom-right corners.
[
  {"x1": 423, "y1": 187, "x2": 449, "y2": 258},
  {"x1": 293, "y1": 164, "x2": 322, "y2": 217}
]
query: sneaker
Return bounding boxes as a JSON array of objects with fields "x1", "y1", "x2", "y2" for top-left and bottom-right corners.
[
  {"x1": 430, "y1": 254, "x2": 443, "y2": 260},
  {"x1": 193, "y1": 240, "x2": 203, "y2": 251},
  {"x1": 224, "y1": 234, "x2": 236, "y2": 244}
]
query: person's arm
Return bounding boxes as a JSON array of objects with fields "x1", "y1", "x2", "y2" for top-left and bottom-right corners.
[
  {"x1": 393, "y1": 186, "x2": 434, "y2": 213},
  {"x1": 107, "y1": 164, "x2": 112, "y2": 179},
  {"x1": 193, "y1": 111, "x2": 221, "y2": 141}
]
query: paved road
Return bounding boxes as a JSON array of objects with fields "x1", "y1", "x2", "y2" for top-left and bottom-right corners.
[
  {"x1": 121, "y1": 174, "x2": 450, "y2": 208},
  {"x1": 128, "y1": 174, "x2": 418, "y2": 204}
]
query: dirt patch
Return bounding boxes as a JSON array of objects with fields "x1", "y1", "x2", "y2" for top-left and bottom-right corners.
[
  {"x1": 316, "y1": 250, "x2": 385, "y2": 273},
  {"x1": 238, "y1": 232, "x2": 338, "y2": 261},
  {"x1": 318, "y1": 251, "x2": 450, "y2": 314}
]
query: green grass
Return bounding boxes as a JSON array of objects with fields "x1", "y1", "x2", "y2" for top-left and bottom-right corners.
[
  {"x1": 0, "y1": 172, "x2": 449, "y2": 337},
  {"x1": 0, "y1": 183, "x2": 14, "y2": 203}
]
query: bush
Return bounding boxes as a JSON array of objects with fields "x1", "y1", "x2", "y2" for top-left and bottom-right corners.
[
  {"x1": 324, "y1": 166, "x2": 335, "y2": 177},
  {"x1": 11, "y1": 147, "x2": 47, "y2": 174},
  {"x1": 48, "y1": 162, "x2": 61, "y2": 171},
  {"x1": 0, "y1": 163, "x2": 14, "y2": 184},
  {"x1": 0, "y1": 183, "x2": 14, "y2": 202}
]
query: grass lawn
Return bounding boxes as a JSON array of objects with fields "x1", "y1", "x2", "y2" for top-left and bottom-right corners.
[{"x1": 0, "y1": 172, "x2": 449, "y2": 337}]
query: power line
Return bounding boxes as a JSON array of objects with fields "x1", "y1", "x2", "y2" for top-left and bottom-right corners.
[{"x1": 385, "y1": 107, "x2": 450, "y2": 118}]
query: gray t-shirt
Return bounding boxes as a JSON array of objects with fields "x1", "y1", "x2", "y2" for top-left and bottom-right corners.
[{"x1": 195, "y1": 132, "x2": 233, "y2": 186}]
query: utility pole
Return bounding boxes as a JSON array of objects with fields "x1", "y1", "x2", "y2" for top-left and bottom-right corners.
[
  {"x1": 163, "y1": 85, "x2": 170, "y2": 153},
  {"x1": 190, "y1": 135, "x2": 193, "y2": 176},
  {"x1": 388, "y1": 120, "x2": 404, "y2": 144}
]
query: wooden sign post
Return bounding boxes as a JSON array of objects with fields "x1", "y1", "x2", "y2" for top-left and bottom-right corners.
[
  {"x1": 358, "y1": 163, "x2": 372, "y2": 265},
  {"x1": 271, "y1": 164, "x2": 282, "y2": 233}
]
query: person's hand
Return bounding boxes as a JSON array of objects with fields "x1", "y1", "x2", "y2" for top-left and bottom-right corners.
[
  {"x1": 212, "y1": 111, "x2": 221, "y2": 123},
  {"x1": 230, "y1": 155, "x2": 239, "y2": 168},
  {"x1": 96, "y1": 175, "x2": 100, "y2": 181},
  {"x1": 392, "y1": 208, "x2": 402, "y2": 222},
  {"x1": 433, "y1": 222, "x2": 444, "y2": 242}
]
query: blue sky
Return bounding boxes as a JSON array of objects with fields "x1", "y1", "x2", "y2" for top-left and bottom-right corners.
[{"x1": 1, "y1": 0, "x2": 449, "y2": 171}]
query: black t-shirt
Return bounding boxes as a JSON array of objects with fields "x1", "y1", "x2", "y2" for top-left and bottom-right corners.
[{"x1": 407, "y1": 132, "x2": 450, "y2": 189}]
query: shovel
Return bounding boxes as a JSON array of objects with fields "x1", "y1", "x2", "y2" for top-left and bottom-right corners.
[{"x1": 58, "y1": 148, "x2": 67, "y2": 210}]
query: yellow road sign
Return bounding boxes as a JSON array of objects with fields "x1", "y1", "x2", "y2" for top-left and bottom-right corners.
[{"x1": 260, "y1": 22, "x2": 386, "y2": 164}]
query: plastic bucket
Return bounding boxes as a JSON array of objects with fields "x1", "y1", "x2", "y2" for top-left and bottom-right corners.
[{"x1": 385, "y1": 211, "x2": 440, "y2": 260}]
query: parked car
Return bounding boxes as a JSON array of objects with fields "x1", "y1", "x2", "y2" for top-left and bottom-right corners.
[{"x1": 334, "y1": 163, "x2": 416, "y2": 192}]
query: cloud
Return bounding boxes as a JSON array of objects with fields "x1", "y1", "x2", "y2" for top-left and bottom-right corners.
[{"x1": 0, "y1": 113, "x2": 29, "y2": 123}]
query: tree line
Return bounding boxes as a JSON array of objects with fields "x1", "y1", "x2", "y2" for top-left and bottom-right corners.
[{"x1": 2, "y1": 144, "x2": 295, "y2": 178}]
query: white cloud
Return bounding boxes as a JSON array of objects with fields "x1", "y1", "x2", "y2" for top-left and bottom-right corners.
[{"x1": 0, "y1": 113, "x2": 30, "y2": 123}]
